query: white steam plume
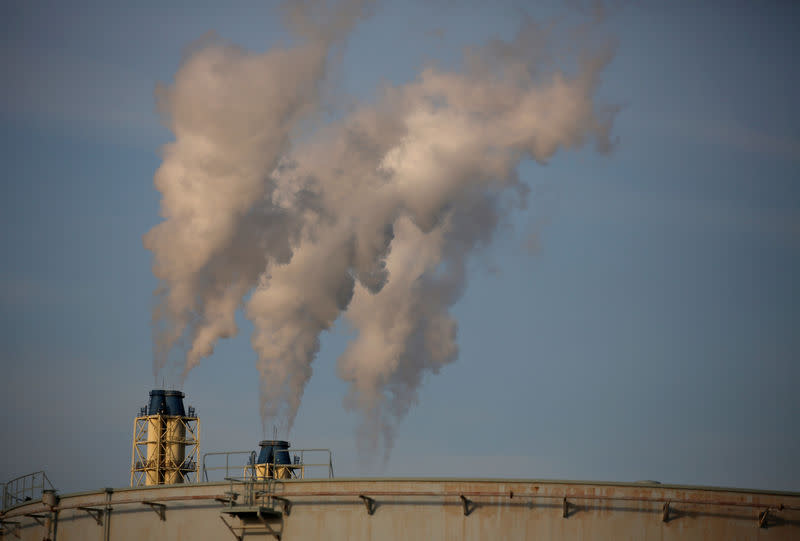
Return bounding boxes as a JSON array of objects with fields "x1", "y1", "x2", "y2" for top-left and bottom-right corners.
[
  {"x1": 144, "y1": 1, "x2": 370, "y2": 378},
  {"x1": 145, "y1": 5, "x2": 617, "y2": 455}
]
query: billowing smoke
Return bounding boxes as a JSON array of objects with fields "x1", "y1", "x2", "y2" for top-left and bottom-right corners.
[{"x1": 145, "y1": 2, "x2": 616, "y2": 459}]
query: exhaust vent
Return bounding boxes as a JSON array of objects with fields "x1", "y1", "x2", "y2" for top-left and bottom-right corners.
[{"x1": 255, "y1": 440, "x2": 293, "y2": 480}]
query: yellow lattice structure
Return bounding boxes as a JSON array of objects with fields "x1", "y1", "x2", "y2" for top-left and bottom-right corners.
[{"x1": 130, "y1": 404, "x2": 199, "y2": 486}]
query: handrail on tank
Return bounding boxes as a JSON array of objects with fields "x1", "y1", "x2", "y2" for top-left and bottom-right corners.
[
  {"x1": 201, "y1": 451, "x2": 257, "y2": 482},
  {"x1": 293, "y1": 448, "x2": 334, "y2": 479},
  {"x1": 201, "y1": 448, "x2": 334, "y2": 482},
  {"x1": 1, "y1": 471, "x2": 54, "y2": 512},
  {"x1": 250, "y1": 448, "x2": 334, "y2": 480}
]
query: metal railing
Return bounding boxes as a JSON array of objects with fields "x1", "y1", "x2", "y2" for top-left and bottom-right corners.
[
  {"x1": 201, "y1": 449, "x2": 334, "y2": 482},
  {"x1": 238, "y1": 477, "x2": 282, "y2": 508},
  {"x1": 202, "y1": 451, "x2": 258, "y2": 482},
  {"x1": 2, "y1": 471, "x2": 54, "y2": 512},
  {"x1": 289, "y1": 448, "x2": 334, "y2": 479}
]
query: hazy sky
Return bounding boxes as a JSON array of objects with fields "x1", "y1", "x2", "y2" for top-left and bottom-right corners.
[{"x1": 1, "y1": 0, "x2": 798, "y2": 495}]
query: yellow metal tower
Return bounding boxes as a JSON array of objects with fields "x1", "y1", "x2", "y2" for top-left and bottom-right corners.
[{"x1": 130, "y1": 390, "x2": 199, "y2": 486}]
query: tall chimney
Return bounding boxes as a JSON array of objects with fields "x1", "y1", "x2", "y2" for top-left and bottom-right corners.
[{"x1": 131, "y1": 390, "x2": 200, "y2": 486}]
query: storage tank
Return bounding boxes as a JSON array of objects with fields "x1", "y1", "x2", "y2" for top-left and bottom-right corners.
[
  {"x1": 3, "y1": 478, "x2": 799, "y2": 540},
  {"x1": 3, "y1": 390, "x2": 799, "y2": 540}
]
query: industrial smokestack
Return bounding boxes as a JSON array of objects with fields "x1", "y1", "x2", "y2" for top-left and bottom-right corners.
[
  {"x1": 131, "y1": 390, "x2": 200, "y2": 486},
  {"x1": 255, "y1": 440, "x2": 293, "y2": 480}
]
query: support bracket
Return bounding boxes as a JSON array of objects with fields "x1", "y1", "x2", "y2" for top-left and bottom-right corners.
[
  {"x1": 358, "y1": 495, "x2": 376, "y2": 515},
  {"x1": 273, "y1": 496, "x2": 292, "y2": 516},
  {"x1": 460, "y1": 495, "x2": 473, "y2": 516},
  {"x1": 562, "y1": 498, "x2": 569, "y2": 518},
  {"x1": 0, "y1": 520, "x2": 21, "y2": 539},
  {"x1": 25, "y1": 513, "x2": 48, "y2": 526},
  {"x1": 77, "y1": 506, "x2": 104, "y2": 526},
  {"x1": 142, "y1": 501, "x2": 166, "y2": 521},
  {"x1": 219, "y1": 515, "x2": 243, "y2": 541},
  {"x1": 662, "y1": 501, "x2": 670, "y2": 523},
  {"x1": 759, "y1": 508, "x2": 770, "y2": 529}
]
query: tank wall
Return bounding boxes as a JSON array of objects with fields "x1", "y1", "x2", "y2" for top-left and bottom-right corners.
[{"x1": 4, "y1": 479, "x2": 799, "y2": 541}]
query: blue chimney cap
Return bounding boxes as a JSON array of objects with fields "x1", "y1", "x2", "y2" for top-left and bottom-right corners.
[
  {"x1": 148, "y1": 389, "x2": 186, "y2": 416},
  {"x1": 257, "y1": 440, "x2": 291, "y2": 465}
]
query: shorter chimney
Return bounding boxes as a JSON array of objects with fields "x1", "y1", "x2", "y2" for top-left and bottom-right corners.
[{"x1": 255, "y1": 440, "x2": 293, "y2": 480}]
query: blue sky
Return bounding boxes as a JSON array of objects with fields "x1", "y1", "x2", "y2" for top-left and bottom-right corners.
[{"x1": 1, "y1": 0, "x2": 798, "y2": 494}]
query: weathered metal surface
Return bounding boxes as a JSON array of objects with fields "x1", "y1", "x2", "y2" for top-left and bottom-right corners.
[{"x1": 2, "y1": 479, "x2": 799, "y2": 540}]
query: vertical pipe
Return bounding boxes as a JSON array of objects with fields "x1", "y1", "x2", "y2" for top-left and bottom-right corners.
[
  {"x1": 44, "y1": 513, "x2": 52, "y2": 541},
  {"x1": 103, "y1": 488, "x2": 113, "y2": 541},
  {"x1": 52, "y1": 509, "x2": 59, "y2": 541},
  {"x1": 42, "y1": 489, "x2": 58, "y2": 540},
  {"x1": 164, "y1": 391, "x2": 187, "y2": 484},
  {"x1": 165, "y1": 417, "x2": 186, "y2": 484},
  {"x1": 146, "y1": 415, "x2": 164, "y2": 485}
]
